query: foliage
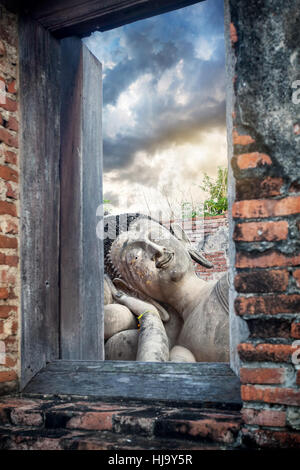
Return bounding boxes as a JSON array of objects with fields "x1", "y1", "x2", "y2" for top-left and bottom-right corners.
[
  {"x1": 181, "y1": 201, "x2": 203, "y2": 219},
  {"x1": 199, "y1": 167, "x2": 228, "y2": 216},
  {"x1": 179, "y1": 167, "x2": 228, "y2": 219}
]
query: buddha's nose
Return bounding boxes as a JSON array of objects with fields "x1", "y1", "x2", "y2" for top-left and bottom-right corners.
[
  {"x1": 144, "y1": 240, "x2": 165, "y2": 258},
  {"x1": 147, "y1": 240, "x2": 174, "y2": 261}
]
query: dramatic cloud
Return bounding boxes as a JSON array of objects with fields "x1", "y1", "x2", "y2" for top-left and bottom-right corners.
[{"x1": 84, "y1": 0, "x2": 227, "y2": 216}]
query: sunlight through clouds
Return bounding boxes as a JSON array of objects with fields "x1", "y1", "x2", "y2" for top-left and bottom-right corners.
[{"x1": 84, "y1": 0, "x2": 226, "y2": 217}]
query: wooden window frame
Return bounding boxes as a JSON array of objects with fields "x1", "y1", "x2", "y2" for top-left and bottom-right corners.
[{"x1": 18, "y1": 0, "x2": 244, "y2": 406}]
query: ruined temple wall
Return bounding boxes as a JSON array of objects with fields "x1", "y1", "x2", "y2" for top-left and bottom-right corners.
[
  {"x1": 0, "y1": 5, "x2": 20, "y2": 395},
  {"x1": 226, "y1": 0, "x2": 300, "y2": 448},
  {"x1": 163, "y1": 214, "x2": 229, "y2": 282}
]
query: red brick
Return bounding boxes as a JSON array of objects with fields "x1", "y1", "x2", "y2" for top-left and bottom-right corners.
[
  {"x1": 155, "y1": 409, "x2": 241, "y2": 444},
  {"x1": 4, "y1": 150, "x2": 17, "y2": 165},
  {"x1": 8, "y1": 287, "x2": 17, "y2": 299},
  {"x1": 7, "y1": 81, "x2": 16, "y2": 94},
  {"x1": 291, "y1": 322, "x2": 300, "y2": 339},
  {"x1": 241, "y1": 385, "x2": 300, "y2": 406},
  {"x1": 0, "y1": 165, "x2": 18, "y2": 182},
  {"x1": 0, "y1": 269, "x2": 16, "y2": 285},
  {"x1": 242, "y1": 408, "x2": 286, "y2": 427},
  {"x1": 242, "y1": 428, "x2": 300, "y2": 449},
  {"x1": 0, "y1": 252, "x2": 5, "y2": 263},
  {"x1": 6, "y1": 182, "x2": 18, "y2": 199},
  {"x1": 236, "y1": 251, "x2": 300, "y2": 269},
  {"x1": 4, "y1": 355, "x2": 17, "y2": 368},
  {"x1": 233, "y1": 130, "x2": 255, "y2": 146},
  {"x1": 237, "y1": 152, "x2": 272, "y2": 170},
  {"x1": 0, "y1": 202, "x2": 16, "y2": 219},
  {"x1": 230, "y1": 22, "x2": 238, "y2": 44},
  {"x1": 235, "y1": 294, "x2": 300, "y2": 316},
  {"x1": 0, "y1": 97, "x2": 17, "y2": 113},
  {"x1": 7, "y1": 116, "x2": 18, "y2": 132},
  {"x1": 0, "y1": 287, "x2": 9, "y2": 299},
  {"x1": 236, "y1": 177, "x2": 283, "y2": 200},
  {"x1": 234, "y1": 270, "x2": 289, "y2": 293},
  {"x1": 294, "y1": 124, "x2": 300, "y2": 135},
  {"x1": 233, "y1": 196, "x2": 300, "y2": 219},
  {"x1": 0, "y1": 305, "x2": 17, "y2": 318},
  {"x1": 5, "y1": 255, "x2": 18, "y2": 267},
  {"x1": 66, "y1": 411, "x2": 114, "y2": 431},
  {"x1": 162, "y1": 418, "x2": 241, "y2": 444},
  {"x1": 0, "y1": 235, "x2": 17, "y2": 248},
  {"x1": 234, "y1": 221, "x2": 288, "y2": 242},
  {"x1": 240, "y1": 368, "x2": 285, "y2": 385},
  {"x1": 0, "y1": 370, "x2": 17, "y2": 383},
  {"x1": 4, "y1": 336, "x2": 18, "y2": 353},
  {"x1": 293, "y1": 269, "x2": 300, "y2": 288},
  {"x1": 11, "y1": 320, "x2": 18, "y2": 335},
  {"x1": 10, "y1": 409, "x2": 43, "y2": 427},
  {"x1": 238, "y1": 343, "x2": 297, "y2": 363}
]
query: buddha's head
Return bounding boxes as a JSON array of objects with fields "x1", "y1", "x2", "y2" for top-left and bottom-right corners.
[{"x1": 108, "y1": 216, "x2": 212, "y2": 304}]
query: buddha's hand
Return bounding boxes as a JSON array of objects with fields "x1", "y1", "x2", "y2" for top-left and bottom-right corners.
[
  {"x1": 104, "y1": 274, "x2": 126, "y2": 300},
  {"x1": 104, "y1": 274, "x2": 169, "y2": 323}
]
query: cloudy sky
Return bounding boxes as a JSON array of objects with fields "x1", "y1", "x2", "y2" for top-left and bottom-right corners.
[{"x1": 84, "y1": 0, "x2": 227, "y2": 218}]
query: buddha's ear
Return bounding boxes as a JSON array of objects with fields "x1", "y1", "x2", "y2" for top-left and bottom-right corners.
[
  {"x1": 188, "y1": 248, "x2": 213, "y2": 268},
  {"x1": 171, "y1": 222, "x2": 213, "y2": 269},
  {"x1": 170, "y1": 223, "x2": 191, "y2": 245}
]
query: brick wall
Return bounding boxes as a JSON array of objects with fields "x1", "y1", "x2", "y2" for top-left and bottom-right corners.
[
  {"x1": 163, "y1": 214, "x2": 229, "y2": 282},
  {"x1": 195, "y1": 215, "x2": 228, "y2": 282},
  {"x1": 0, "y1": 5, "x2": 19, "y2": 395},
  {"x1": 226, "y1": 0, "x2": 300, "y2": 448}
]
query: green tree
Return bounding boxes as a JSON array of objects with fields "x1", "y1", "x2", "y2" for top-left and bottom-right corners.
[{"x1": 199, "y1": 167, "x2": 228, "y2": 216}]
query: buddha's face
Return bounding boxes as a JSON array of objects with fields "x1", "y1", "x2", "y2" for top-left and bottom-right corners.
[{"x1": 110, "y1": 218, "x2": 195, "y2": 303}]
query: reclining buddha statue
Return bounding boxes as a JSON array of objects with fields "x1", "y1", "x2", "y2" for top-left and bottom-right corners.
[{"x1": 103, "y1": 214, "x2": 229, "y2": 363}]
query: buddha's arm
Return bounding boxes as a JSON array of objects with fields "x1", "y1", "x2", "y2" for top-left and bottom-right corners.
[
  {"x1": 116, "y1": 294, "x2": 169, "y2": 362},
  {"x1": 105, "y1": 275, "x2": 169, "y2": 361}
]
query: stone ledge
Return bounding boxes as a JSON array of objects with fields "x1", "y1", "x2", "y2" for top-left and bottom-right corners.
[{"x1": 0, "y1": 396, "x2": 242, "y2": 450}]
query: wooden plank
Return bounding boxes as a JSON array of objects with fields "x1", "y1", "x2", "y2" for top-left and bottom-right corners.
[
  {"x1": 27, "y1": 0, "x2": 205, "y2": 38},
  {"x1": 60, "y1": 38, "x2": 104, "y2": 360},
  {"x1": 44, "y1": 360, "x2": 236, "y2": 376},
  {"x1": 23, "y1": 361, "x2": 242, "y2": 407},
  {"x1": 19, "y1": 15, "x2": 61, "y2": 388}
]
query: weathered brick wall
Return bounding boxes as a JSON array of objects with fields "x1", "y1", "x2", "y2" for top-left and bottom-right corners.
[
  {"x1": 194, "y1": 215, "x2": 228, "y2": 282},
  {"x1": 163, "y1": 215, "x2": 229, "y2": 282},
  {"x1": 0, "y1": 397, "x2": 242, "y2": 450},
  {"x1": 226, "y1": 0, "x2": 300, "y2": 449},
  {"x1": 0, "y1": 5, "x2": 19, "y2": 395}
]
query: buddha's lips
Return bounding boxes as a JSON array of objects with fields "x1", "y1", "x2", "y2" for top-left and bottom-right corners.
[{"x1": 155, "y1": 252, "x2": 174, "y2": 269}]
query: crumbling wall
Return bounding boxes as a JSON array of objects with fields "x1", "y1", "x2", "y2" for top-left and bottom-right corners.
[
  {"x1": 166, "y1": 214, "x2": 229, "y2": 281},
  {"x1": 0, "y1": 4, "x2": 19, "y2": 395},
  {"x1": 226, "y1": 0, "x2": 300, "y2": 449}
]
